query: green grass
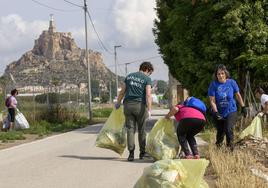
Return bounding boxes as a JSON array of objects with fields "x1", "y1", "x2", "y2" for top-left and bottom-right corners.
[
  {"x1": 22, "y1": 121, "x2": 52, "y2": 136},
  {"x1": 0, "y1": 92, "x2": 115, "y2": 143},
  {"x1": 0, "y1": 114, "x2": 108, "y2": 142},
  {"x1": 0, "y1": 131, "x2": 25, "y2": 142},
  {"x1": 199, "y1": 128, "x2": 214, "y2": 143},
  {"x1": 92, "y1": 108, "x2": 113, "y2": 118}
]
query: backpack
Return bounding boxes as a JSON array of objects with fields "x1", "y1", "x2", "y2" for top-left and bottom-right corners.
[
  {"x1": 5, "y1": 96, "x2": 11, "y2": 108},
  {"x1": 183, "y1": 96, "x2": 207, "y2": 114}
]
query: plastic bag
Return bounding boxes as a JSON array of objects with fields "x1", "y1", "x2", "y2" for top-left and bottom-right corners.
[
  {"x1": 95, "y1": 107, "x2": 126, "y2": 155},
  {"x1": 134, "y1": 159, "x2": 209, "y2": 188},
  {"x1": 239, "y1": 114, "x2": 262, "y2": 140},
  {"x1": 2, "y1": 116, "x2": 10, "y2": 130},
  {"x1": 146, "y1": 118, "x2": 180, "y2": 161},
  {"x1": 15, "y1": 109, "x2": 30, "y2": 129}
]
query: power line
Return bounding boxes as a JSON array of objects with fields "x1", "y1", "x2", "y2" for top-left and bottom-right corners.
[
  {"x1": 89, "y1": 8, "x2": 117, "y2": 12},
  {"x1": 86, "y1": 10, "x2": 112, "y2": 54},
  {"x1": 31, "y1": 0, "x2": 80, "y2": 12},
  {"x1": 62, "y1": 0, "x2": 112, "y2": 55},
  {"x1": 118, "y1": 64, "x2": 125, "y2": 76},
  {"x1": 89, "y1": 7, "x2": 151, "y2": 13},
  {"x1": 106, "y1": 55, "x2": 162, "y2": 68},
  {"x1": 63, "y1": 0, "x2": 83, "y2": 8},
  {"x1": 118, "y1": 55, "x2": 161, "y2": 66}
]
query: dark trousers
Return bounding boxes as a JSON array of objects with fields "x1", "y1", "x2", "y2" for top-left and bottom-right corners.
[
  {"x1": 177, "y1": 118, "x2": 205, "y2": 156},
  {"x1": 8, "y1": 108, "x2": 15, "y2": 122},
  {"x1": 123, "y1": 101, "x2": 148, "y2": 153},
  {"x1": 214, "y1": 111, "x2": 237, "y2": 146}
]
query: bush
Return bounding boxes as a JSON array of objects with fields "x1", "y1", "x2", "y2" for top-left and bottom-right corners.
[
  {"x1": 0, "y1": 131, "x2": 25, "y2": 142},
  {"x1": 21, "y1": 117, "x2": 90, "y2": 137},
  {"x1": 23, "y1": 120, "x2": 52, "y2": 136},
  {"x1": 93, "y1": 108, "x2": 113, "y2": 118},
  {"x1": 101, "y1": 94, "x2": 110, "y2": 103}
]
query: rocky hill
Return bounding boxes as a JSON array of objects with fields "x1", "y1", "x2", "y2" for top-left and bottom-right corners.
[{"x1": 4, "y1": 17, "x2": 115, "y2": 88}]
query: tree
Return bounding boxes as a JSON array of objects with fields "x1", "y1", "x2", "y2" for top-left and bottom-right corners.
[
  {"x1": 101, "y1": 93, "x2": 109, "y2": 103},
  {"x1": 0, "y1": 76, "x2": 9, "y2": 95},
  {"x1": 91, "y1": 79, "x2": 100, "y2": 98},
  {"x1": 154, "y1": 0, "x2": 268, "y2": 100},
  {"x1": 156, "y1": 80, "x2": 168, "y2": 94}
]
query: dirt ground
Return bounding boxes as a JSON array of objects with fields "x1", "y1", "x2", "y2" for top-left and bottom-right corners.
[
  {"x1": 0, "y1": 134, "x2": 57, "y2": 150},
  {"x1": 204, "y1": 171, "x2": 217, "y2": 188}
]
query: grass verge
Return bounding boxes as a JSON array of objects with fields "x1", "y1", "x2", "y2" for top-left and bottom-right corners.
[
  {"x1": 207, "y1": 145, "x2": 267, "y2": 188},
  {"x1": 0, "y1": 108, "x2": 112, "y2": 142},
  {"x1": 201, "y1": 129, "x2": 267, "y2": 188}
]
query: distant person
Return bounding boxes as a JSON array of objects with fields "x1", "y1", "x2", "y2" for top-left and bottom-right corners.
[
  {"x1": 208, "y1": 64, "x2": 246, "y2": 150},
  {"x1": 165, "y1": 97, "x2": 206, "y2": 159},
  {"x1": 6, "y1": 89, "x2": 18, "y2": 130},
  {"x1": 255, "y1": 87, "x2": 268, "y2": 114},
  {"x1": 115, "y1": 61, "x2": 154, "y2": 161}
]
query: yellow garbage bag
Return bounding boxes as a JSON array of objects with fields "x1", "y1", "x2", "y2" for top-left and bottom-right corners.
[
  {"x1": 95, "y1": 107, "x2": 126, "y2": 155},
  {"x1": 146, "y1": 118, "x2": 180, "y2": 161},
  {"x1": 134, "y1": 159, "x2": 209, "y2": 188},
  {"x1": 239, "y1": 114, "x2": 263, "y2": 140}
]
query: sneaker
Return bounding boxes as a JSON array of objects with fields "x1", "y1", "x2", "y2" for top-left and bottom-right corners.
[
  {"x1": 128, "y1": 151, "x2": 134, "y2": 161},
  {"x1": 228, "y1": 143, "x2": 234, "y2": 152},
  {"x1": 184, "y1": 155, "x2": 193, "y2": 159},
  {"x1": 194, "y1": 155, "x2": 200, "y2": 159},
  {"x1": 230, "y1": 145, "x2": 234, "y2": 152},
  {"x1": 139, "y1": 152, "x2": 150, "y2": 159}
]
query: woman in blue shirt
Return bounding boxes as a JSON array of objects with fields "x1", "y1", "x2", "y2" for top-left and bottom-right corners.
[{"x1": 208, "y1": 64, "x2": 246, "y2": 150}]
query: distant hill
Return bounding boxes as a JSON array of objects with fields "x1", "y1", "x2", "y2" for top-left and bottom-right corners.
[{"x1": 4, "y1": 17, "x2": 115, "y2": 88}]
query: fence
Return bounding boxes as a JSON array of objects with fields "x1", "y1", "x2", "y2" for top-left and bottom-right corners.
[{"x1": 0, "y1": 88, "x2": 113, "y2": 125}]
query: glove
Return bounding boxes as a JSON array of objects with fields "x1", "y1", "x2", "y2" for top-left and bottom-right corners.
[
  {"x1": 257, "y1": 112, "x2": 264, "y2": 117},
  {"x1": 241, "y1": 106, "x2": 247, "y2": 117},
  {"x1": 215, "y1": 112, "x2": 223, "y2": 120},
  {"x1": 114, "y1": 103, "x2": 121, "y2": 109},
  {"x1": 148, "y1": 111, "x2": 152, "y2": 119},
  {"x1": 165, "y1": 115, "x2": 170, "y2": 119}
]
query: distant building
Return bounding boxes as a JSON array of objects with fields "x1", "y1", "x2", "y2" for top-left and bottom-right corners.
[
  {"x1": 48, "y1": 14, "x2": 56, "y2": 34},
  {"x1": 168, "y1": 73, "x2": 188, "y2": 107},
  {"x1": 17, "y1": 85, "x2": 45, "y2": 93}
]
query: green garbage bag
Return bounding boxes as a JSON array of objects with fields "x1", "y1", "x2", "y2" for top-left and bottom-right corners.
[
  {"x1": 134, "y1": 159, "x2": 209, "y2": 188},
  {"x1": 95, "y1": 107, "x2": 126, "y2": 155},
  {"x1": 146, "y1": 118, "x2": 180, "y2": 161},
  {"x1": 239, "y1": 114, "x2": 263, "y2": 140}
]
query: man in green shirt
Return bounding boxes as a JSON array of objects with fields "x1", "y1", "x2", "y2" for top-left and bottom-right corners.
[{"x1": 115, "y1": 61, "x2": 154, "y2": 161}]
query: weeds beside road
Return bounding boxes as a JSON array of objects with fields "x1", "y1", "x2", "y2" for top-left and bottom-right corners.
[
  {"x1": 0, "y1": 107, "x2": 113, "y2": 146},
  {"x1": 199, "y1": 130, "x2": 268, "y2": 188}
]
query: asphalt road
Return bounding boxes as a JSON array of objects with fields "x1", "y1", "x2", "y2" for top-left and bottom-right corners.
[{"x1": 0, "y1": 109, "x2": 207, "y2": 188}]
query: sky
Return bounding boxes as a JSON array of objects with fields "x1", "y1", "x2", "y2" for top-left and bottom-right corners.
[{"x1": 0, "y1": 0, "x2": 169, "y2": 81}]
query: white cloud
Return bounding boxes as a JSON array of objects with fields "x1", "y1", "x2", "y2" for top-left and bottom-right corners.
[
  {"x1": 0, "y1": 14, "x2": 48, "y2": 71},
  {"x1": 68, "y1": 20, "x2": 112, "y2": 52},
  {"x1": 113, "y1": 0, "x2": 156, "y2": 47},
  {"x1": 0, "y1": 14, "x2": 47, "y2": 54}
]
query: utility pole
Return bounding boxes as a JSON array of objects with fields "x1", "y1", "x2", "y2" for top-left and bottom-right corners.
[
  {"x1": 84, "y1": 0, "x2": 92, "y2": 120},
  {"x1": 114, "y1": 45, "x2": 121, "y2": 97},
  {"x1": 32, "y1": 86, "x2": 36, "y2": 122},
  {"x1": 125, "y1": 62, "x2": 130, "y2": 76},
  {"x1": 109, "y1": 81, "x2": 112, "y2": 103}
]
